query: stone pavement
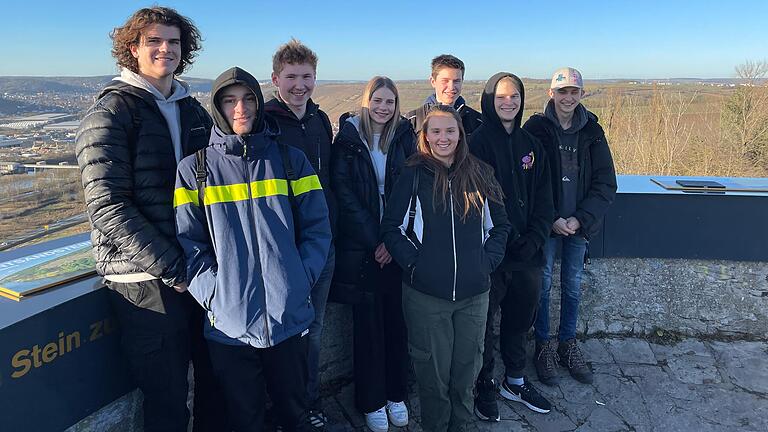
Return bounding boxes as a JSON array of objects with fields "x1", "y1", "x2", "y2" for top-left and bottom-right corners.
[{"x1": 317, "y1": 337, "x2": 768, "y2": 432}]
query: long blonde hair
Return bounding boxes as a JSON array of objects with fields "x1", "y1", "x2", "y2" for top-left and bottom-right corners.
[{"x1": 359, "y1": 76, "x2": 400, "y2": 153}]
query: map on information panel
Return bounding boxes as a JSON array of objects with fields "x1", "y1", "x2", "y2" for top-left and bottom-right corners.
[{"x1": 0, "y1": 240, "x2": 95, "y2": 301}]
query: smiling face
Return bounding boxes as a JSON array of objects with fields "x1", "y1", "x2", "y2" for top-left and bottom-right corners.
[
  {"x1": 548, "y1": 86, "x2": 584, "y2": 117},
  {"x1": 494, "y1": 78, "x2": 521, "y2": 129},
  {"x1": 430, "y1": 67, "x2": 463, "y2": 106},
  {"x1": 130, "y1": 24, "x2": 181, "y2": 88},
  {"x1": 272, "y1": 62, "x2": 316, "y2": 114},
  {"x1": 218, "y1": 84, "x2": 258, "y2": 135},
  {"x1": 424, "y1": 113, "x2": 460, "y2": 166},
  {"x1": 368, "y1": 87, "x2": 397, "y2": 128}
]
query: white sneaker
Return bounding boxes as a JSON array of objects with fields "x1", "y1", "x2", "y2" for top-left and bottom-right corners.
[
  {"x1": 365, "y1": 406, "x2": 389, "y2": 432},
  {"x1": 386, "y1": 400, "x2": 409, "y2": 427}
]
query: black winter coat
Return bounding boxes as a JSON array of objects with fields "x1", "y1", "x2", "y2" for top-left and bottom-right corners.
[
  {"x1": 329, "y1": 117, "x2": 416, "y2": 303},
  {"x1": 523, "y1": 111, "x2": 617, "y2": 239},
  {"x1": 406, "y1": 97, "x2": 483, "y2": 137},
  {"x1": 381, "y1": 163, "x2": 511, "y2": 302},
  {"x1": 75, "y1": 81, "x2": 211, "y2": 285},
  {"x1": 264, "y1": 97, "x2": 337, "y2": 234},
  {"x1": 470, "y1": 73, "x2": 554, "y2": 270}
]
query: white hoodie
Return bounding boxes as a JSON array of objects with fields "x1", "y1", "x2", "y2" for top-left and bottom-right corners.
[{"x1": 116, "y1": 68, "x2": 191, "y2": 162}]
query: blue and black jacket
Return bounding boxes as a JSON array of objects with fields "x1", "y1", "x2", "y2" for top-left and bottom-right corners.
[{"x1": 174, "y1": 67, "x2": 331, "y2": 348}]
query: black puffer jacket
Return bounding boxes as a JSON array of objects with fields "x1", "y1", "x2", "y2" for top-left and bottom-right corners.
[
  {"x1": 264, "y1": 97, "x2": 337, "y2": 234},
  {"x1": 76, "y1": 81, "x2": 211, "y2": 285},
  {"x1": 470, "y1": 73, "x2": 554, "y2": 270},
  {"x1": 330, "y1": 116, "x2": 416, "y2": 302},
  {"x1": 381, "y1": 163, "x2": 511, "y2": 301},
  {"x1": 523, "y1": 107, "x2": 617, "y2": 239}
]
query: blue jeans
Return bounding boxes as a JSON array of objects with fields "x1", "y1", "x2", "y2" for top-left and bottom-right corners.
[
  {"x1": 535, "y1": 236, "x2": 587, "y2": 342},
  {"x1": 307, "y1": 244, "x2": 335, "y2": 406}
]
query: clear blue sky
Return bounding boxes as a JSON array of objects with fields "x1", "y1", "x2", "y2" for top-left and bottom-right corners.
[{"x1": 1, "y1": 0, "x2": 766, "y2": 80}]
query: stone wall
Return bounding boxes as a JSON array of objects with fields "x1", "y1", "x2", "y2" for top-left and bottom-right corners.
[{"x1": 65, "y1": 257, "x2": 767, "y2": 431}]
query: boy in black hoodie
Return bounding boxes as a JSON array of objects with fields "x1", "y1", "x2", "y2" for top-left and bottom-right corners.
[
  {"x1": 523, "y1": 68, "x2": 616, "y2": 386},
  {"x1": 469, "y1": 73, "x2": 555, "y2": 420},
  {"x1": 263, "y1": 39, "x2": 336, "y2": 427}
]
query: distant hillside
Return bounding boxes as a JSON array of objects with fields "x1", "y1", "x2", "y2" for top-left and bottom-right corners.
[
  {"x1": 0, "y1": 96, "x2": 60, "y2": 115},
  {"x1": 0, "y1": 76, "x2": 214, "y2": 95}
]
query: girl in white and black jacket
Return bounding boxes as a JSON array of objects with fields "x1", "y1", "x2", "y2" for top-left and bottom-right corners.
[{"x1": 381, "y1": 105, "x2": 510, "y2": 432}]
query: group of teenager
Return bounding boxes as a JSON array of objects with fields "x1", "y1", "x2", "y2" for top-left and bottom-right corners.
[{"x1": 75, "y1": 6, "x2": 617, "y2": 432}]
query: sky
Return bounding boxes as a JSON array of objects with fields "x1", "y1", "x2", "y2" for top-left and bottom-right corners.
[{"x1": 1, "y1": 0, "x2": 766, "y2": 81}]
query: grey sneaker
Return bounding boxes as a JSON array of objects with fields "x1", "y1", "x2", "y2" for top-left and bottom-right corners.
[
  {"x1": 557, "y1": 338, "x2": 593, "y2": 384},
  {"x1": 534, "y1": 340, "x2": 561, "y2": 386}
]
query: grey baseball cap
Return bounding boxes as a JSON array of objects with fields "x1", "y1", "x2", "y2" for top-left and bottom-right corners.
[{"x1": 550, "y1": 67, "x2": 583, "y2": 89}]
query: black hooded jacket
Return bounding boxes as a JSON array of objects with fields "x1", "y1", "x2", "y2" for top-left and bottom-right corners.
[
  {"x1": 264, "y1": 97, "x2": 337, "y2": 234},
  {"x1": 329, "y1": 116, "x2": 416, "y2": 302},
  {"x1": 406, "y1": 95, "x2": 483, "y2": 137},
  {"x1": 469, "y1": 73, "x2": 554, "y2": 270},
  {"x1": 76, "y1": 80, "x2": 211, "y2": 285},
  {"x1": 523, "y1": 102, "x2": 617, "y2": 239}
]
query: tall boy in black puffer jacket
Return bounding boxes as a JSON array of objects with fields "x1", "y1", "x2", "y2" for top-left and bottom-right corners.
[{"x1": 469, "y1": 73, "x2": 555, "y2": 420}]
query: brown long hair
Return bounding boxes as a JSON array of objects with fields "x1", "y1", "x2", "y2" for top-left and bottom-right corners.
[
  {"x1": 110, "y1": 7, "x2": 202, "y2": 75},
  {"x1": 408, "y1": 105, "x2": 504, "y2": 220},
  {"x1": 360, "y1": 76, "x2": 400, "y2": 153}
]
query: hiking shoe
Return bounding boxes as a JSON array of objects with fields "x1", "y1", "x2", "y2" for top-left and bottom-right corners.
[
  {"x1": 473, "y1": 377, "x2": 500, "y2": 421},
  {"x1": 557, "y1": 338, "x2": 594, "y2": 384},
  {"x1": 534, "y1": 340, "x2": 561, "y2": 386},
  {"x1": 365, "y1": 406, "x2": 389, "y2": 432},
  {"x1": 386, "y1": 400, "x2": 409, "y2": 427},
  {"x1": 499, "y1": 378, "x2": 552, "y2": 414}
]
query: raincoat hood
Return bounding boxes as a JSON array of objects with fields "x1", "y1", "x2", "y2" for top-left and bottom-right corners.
[{"x1": 210, "y1": 67, "x2": 265, "y2": 135}]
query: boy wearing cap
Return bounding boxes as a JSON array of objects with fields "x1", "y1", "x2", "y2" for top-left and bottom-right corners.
[
  {"x1": 523, "y1": 67, "x2": 617, "y2": 385},
  {"x1": 406, "y1": 54, "x2": 482, "y2": 136}
]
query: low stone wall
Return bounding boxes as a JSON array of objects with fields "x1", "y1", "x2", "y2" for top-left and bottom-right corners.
[
  {"x1": 578, "y1": 258, "x2": 767, "y2": 339},
  {"x1": 65, "y1": 257, "x2": 767, "y2": 431}
]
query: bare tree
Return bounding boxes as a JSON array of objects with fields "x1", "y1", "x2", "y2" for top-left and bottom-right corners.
[{"x1": 723, "y1": 60, "x2": 768, "y2": 169}]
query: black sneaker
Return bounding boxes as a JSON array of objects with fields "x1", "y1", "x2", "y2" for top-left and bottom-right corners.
[
  {"x1": 534, "y1": 340, "x2": 561, "y2": 386},
  {"x1": 474, "y1": 377, "x2": 500, "y2": 421},
  {"x1": 307, "y1": 409, "x2": 328, "y2": 430},
  {"x1": 499, "y1": 378, "x2": 552, "y2": 414},
  {"x1": 557, "y1": 338, "x2": 594, "y2": 384}
]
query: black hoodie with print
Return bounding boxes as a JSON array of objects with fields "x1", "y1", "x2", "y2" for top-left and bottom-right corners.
[{"x1": 469, "y1": 72, "x2": 554, "y2": 270}]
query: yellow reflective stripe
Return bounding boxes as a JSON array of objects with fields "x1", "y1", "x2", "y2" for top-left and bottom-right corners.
[
  {"x1": 203, "y1": 183, "x2": 250, "y2": 205},
  {"x1": 251, "y1": 179, "x2": 288, "y2": 198},
  {"x1": 181, "y1": 177, "x2": 312, "y2": 207},
  {"x1": 174, "y1": 187, "x2": 199, "y2": 207},
  {"x1": 291, "y1": 175, "x2": 322, "y2": 196}
]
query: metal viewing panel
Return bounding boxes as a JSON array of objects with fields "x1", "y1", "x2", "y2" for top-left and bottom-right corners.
[
  {"x1": 589, "y1": 175, "x2": 768, "y2": 261},
  {"x1": 0, "y1": 235, "x2": 132, "y2": 432}
]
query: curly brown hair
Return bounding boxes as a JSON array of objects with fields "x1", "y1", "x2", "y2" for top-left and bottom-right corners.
[{"x1": 110, "y1": 6, "x2": 202, "y2": 75}]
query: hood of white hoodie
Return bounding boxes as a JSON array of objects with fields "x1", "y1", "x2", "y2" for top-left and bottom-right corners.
[
  {"x1": 115, "y1": 68, "x2": 190, "y2": 162},
  {"x1": 116, "y1": 68, "x2": 190, "y2": 102}
]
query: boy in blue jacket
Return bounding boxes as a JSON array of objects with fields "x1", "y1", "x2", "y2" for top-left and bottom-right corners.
[{"x1": 174, "y1": 66, "x2": 331, "y2": 432}]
